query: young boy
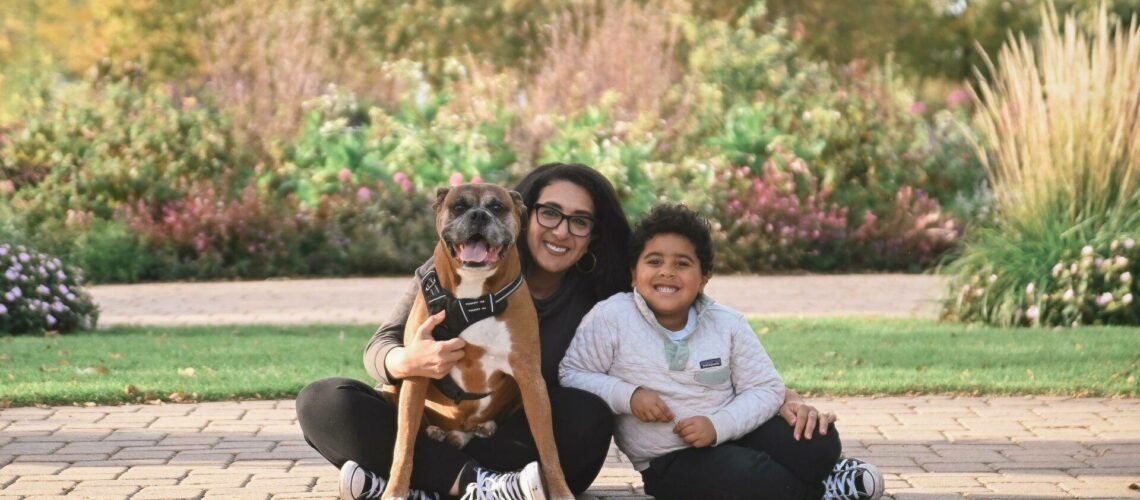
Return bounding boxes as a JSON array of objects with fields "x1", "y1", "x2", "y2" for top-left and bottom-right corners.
[{"x1": 559, "y1": 204, "x2": 883, "y2": 500}]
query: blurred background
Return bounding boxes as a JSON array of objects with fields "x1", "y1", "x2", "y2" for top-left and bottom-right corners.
[{"x1": 2, "y1": 0, "x2": 1139, "y2": 330}]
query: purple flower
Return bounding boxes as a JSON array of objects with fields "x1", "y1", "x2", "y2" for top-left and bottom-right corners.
[
  {"x1": 356, "y1": 187, "x2": 372, "y2": 202},
  {"x1": 57, "y1": 271, "x2": 67, "y2": 280},
  {"x1": 66, "y1": 293, "x2": 76, "y2": 302},
  {"x1": 4, "y1": 268, "x2": 17, "y2": 281},
  {"x1": 0, "y1": 246, "x2": 7, "y2": 256},
  {"x1": 18, "y1": 252, "x2": 29, "y2": 263},
  {"x1": 50, "y1": 301, "x2": 66, "y2": 313},
  {"x1": 5, "y1": 287, "x2": 21, "y2": 301},
  {"x1": 36, "y1": 284, "x2": 50, "y2": 296},
  {"x1": 58, "y1": 284, "x2": 70, "y2": 295},
  {"x1": 46, "y1": 314, "x2": 56, "y2": 326},
  {"x1": 0, "y1": 303, "x2": 6, "y2": 315}
]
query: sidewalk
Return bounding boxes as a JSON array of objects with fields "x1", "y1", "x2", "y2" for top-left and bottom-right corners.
[{"x1": 2, "y1": 275, "x2": 1139, "y2": 499}]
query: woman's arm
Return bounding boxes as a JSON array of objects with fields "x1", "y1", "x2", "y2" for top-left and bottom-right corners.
[{"x1": 363, "y1": 272, "x2": 467, "y2": 385}]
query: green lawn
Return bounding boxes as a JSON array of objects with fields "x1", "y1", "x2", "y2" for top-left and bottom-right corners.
[{"x1": 1, "y1": 319, "x2": 1137, "y2": 407}]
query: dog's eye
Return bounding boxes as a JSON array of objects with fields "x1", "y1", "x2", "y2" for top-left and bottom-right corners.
[
  {"x1": 487, "y1": 201, "x2": 505, "y2": 214},
  {"x1": 451, "y1": 202, "x2": 469, "y2": 214}
]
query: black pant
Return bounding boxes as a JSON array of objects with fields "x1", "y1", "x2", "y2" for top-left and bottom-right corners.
[
  {"x1": 641, "y1": 416, "x2": 841, "y2": 500},
  {"x1": 295, "y1": 377, "x2": 614, "y2": 496}
]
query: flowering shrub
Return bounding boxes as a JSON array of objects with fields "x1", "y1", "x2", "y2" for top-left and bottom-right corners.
[
  {"x1": 117, "y1": 179, "x2": 304, "y2": 280},
  {"x1": 0, "y1": 244, "x2": 99, "y2": 334},
  {"x1": 0, "y1": 70, "x2": 248, "y2": 225},
  {"x1": 711, "y1": 161, "x2": 847, "y2": 271},
  {"x1": 846, "y1": 186, "x2": 961, "y2": 271},
  {"x1": 946, "y1": 240, "x2": 1139, "y2": 327}
]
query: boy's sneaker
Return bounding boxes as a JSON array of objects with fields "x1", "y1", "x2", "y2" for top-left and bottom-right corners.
[
  {"x1": 460, "y1": 461, "x2": 546, "y2": 500},
  {"x1": 339, "y1": 460, "x2": 440, "y2": 500},
  {"x1": 833, "y1": 456, "x2": 874, "y2": 473},
  {"x1": 823, "y1": 461, "x2": 884, "y2": 500}
]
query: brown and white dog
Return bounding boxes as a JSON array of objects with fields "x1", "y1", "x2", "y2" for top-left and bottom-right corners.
[{"x1": 380, "y1": 183, "x2": 573, "y2": 500}]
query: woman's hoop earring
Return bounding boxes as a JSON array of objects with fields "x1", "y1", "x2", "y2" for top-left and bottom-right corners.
[{"x1": 576, "y1": 251, "x2": 598, "y2": 274}]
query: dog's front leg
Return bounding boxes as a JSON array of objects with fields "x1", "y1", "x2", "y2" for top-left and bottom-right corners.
[
  {"x1": 383, "y1": 376, "x2": 430, "y2": 500},
  {"x1": 511, "y1": 356, "x2": 574, "y2": 500}
]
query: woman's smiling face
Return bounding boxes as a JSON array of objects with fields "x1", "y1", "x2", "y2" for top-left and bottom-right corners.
[{"x1": 526, "y1": 180, "x2": 596, "y2": 277}]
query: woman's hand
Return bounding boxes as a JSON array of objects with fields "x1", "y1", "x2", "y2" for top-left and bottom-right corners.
[
  {"x1": 630, "y1": 387, "x2": 675, "y2": 423},
  {"x1": 674, "y1": 416, "x2": 717, "y2": 448},
  {"x1": 385, "y1": 311, "x2": 467, "y2": 380},
  {"x1": 778, "y1": 390, "x2": 837, "y2": 441}
]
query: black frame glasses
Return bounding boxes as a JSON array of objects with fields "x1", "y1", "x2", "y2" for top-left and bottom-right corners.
[{"x1": 532, "y1": 203, "x2": 596, "y2": 237}]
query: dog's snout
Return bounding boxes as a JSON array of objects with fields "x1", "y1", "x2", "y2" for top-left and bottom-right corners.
[{"x1": 468, "y1": 209, "x2": 492, "y2": 224}]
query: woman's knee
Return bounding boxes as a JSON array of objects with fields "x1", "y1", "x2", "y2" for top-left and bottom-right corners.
[
  {"x1": 296, "y1": 377, "x2": 379, "y2": 426},
  {"x1": 552, "y1": 387, "x2": 614, "y2": 447}
]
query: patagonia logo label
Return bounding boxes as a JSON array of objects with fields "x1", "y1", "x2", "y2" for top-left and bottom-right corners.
[{"x1": 700, "y1": 358, "x2": 722, "y2": 369}]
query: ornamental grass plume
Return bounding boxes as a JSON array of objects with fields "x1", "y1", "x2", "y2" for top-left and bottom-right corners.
[
  {"x1": 945, "y1": 2, "x2": 1140, "y2": 326},
  {"x1": 969, "y1": 3, "x2": 1140, "y2": 227}
]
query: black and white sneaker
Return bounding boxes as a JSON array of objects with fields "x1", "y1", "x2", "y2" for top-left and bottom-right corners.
[
  {"x1": 823, "y1": 461, "x2": 884, "y2": 500},
  {"x1": 460, "y1": 461, "x2": 546, "y2": 500},
  {"x1": 339, "y1": 460, "x2": 440, "y2": 500}
]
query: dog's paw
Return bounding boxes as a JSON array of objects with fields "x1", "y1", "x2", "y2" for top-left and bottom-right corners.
[
  {"x1": 473, "y1": 420, "x2": 497, "y2": 438},
  {"x1": 446, "y1": 430, "x2": 474, "y2": 449},
  {"x1": 425, "y1": 425, "x2": 447, "y2": 442}
]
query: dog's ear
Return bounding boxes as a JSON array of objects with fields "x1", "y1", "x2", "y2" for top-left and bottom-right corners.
[
  {"x1": 433, "y1": 187, "x2": 450, "y2": 211},
  {"x1": 509, "y1": 190, "x2": 526, "y2": 223}
]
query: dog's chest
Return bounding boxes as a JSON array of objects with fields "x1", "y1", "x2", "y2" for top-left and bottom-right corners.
[{"x1": 453, "y1": 317, "x2": 514, "y2": 381}]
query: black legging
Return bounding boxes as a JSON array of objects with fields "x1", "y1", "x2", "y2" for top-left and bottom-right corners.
[
  {"x1": 641, "y1": 416, "x2": 841, "y2": 500},
  {"x1": 295, "y1": 377, "x2": 614, "y2": 496}
]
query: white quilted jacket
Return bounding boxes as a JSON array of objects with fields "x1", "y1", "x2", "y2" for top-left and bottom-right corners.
[{"x1": 559, "y1": 291, "x2": 785, "y2": 471}]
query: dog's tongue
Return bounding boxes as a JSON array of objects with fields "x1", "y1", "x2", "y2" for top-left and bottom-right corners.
[{"x1": 459, "y1": 241, "x2": 490, "y2": 263}]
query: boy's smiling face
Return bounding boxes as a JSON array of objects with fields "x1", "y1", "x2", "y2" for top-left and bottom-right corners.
[{"x1": 632, "y1": 233, "x2": 710, "y2": 331}]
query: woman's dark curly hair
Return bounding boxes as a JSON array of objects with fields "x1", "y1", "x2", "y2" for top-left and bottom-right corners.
[
  {"x1": 629, "y1": 203, "x2": 714, "y2": 275},
  {"x1": 514, "y1": 163, "x2": 632, "y2": 300}
]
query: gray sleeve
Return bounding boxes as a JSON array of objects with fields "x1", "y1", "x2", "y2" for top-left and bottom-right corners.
[
  {"x1": 363, "y1": 278, "x2": 417, "y2": 385},
  {"x1": 559, "y1": 301, "x2": 639, "y2": 415}
]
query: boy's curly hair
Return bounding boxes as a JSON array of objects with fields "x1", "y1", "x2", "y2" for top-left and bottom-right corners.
[{"x1": 630, "y1": 203, "x2": 714, "y2": 275}]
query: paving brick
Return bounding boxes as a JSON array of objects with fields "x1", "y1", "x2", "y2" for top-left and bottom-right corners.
[{"x1": 132, "y1": 486, "x2": 204, "y2": 499}]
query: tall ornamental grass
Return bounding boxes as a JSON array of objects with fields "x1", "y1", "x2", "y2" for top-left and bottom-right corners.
[{"x1": 945, "y1": 3, "x2": 1140, "y2": 326}]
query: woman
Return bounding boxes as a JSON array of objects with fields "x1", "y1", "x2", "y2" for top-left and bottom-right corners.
[{"x1": 296, "y1": 163, "x2": 855, "y2": 500}]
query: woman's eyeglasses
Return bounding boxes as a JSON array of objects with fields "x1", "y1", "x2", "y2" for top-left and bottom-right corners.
[{"x1": 533, "y1": 203, "x2": 595, "y2": 237}]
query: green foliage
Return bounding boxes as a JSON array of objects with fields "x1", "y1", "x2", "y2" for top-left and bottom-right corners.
[
  {"x1": 539, "y1": 102, "x2": 660, "y2": 221},
  {"x1": 0, "y1": 244, "x2": 99, "y2": 334},
  {"x1": 267, "y1": 83, "x2": 516, "y2": 207},
  {"x1": 0, "y1": 70, "x2": 249, "y2": 225},
  {"x1": 942, "y1": 206, "x2": 1140, "y2": 327}
]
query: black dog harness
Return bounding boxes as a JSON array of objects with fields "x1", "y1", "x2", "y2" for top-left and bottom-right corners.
[{"x1": 417, "y1": 266, "x2": 525, "y2": 403}]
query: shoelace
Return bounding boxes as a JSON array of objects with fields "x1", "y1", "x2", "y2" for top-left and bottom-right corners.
[
  {"x1": 460, "y1": 468, "x2": 527, "y2": 500},
  {"x1": 358, "y1": 469, "x2": 438, "y2": 500},
  {"x1": 833, "y1": 457, "x2": 864, "y2": 472},
  {"x1": 822, "y1": 468, "x2": 862, "y2": 500}
]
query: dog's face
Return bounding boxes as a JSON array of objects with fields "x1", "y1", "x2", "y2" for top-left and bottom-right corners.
[{"x1": 434, "y1": 183, "x2": 526, "y2": 270}]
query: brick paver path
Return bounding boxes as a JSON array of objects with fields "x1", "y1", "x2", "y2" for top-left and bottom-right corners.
[{"x1": 3, "y1": 275, "x2": 1139, "y2": 499}]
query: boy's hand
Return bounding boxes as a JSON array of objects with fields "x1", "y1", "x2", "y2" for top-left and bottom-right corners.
[
  {"x1": 674, "y1": 416, "x2": 716, "y2": 448},
  {"x1": 630, "y1": 387, "x2": 675, "y2": 423}
]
